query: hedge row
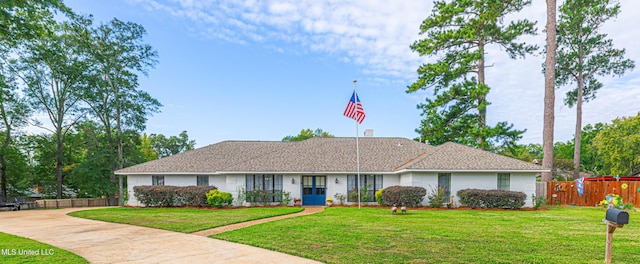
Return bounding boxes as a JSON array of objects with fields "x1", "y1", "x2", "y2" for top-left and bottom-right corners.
[
  {"x1": 133, "y1": 186, "x2": 217, "y2": 207},
  {"x1": 381, "y1": 186, "x2": 426, "y2": 207},
  {"x1": 457, "y1": 189, "x2": 526, "y2": 209}
]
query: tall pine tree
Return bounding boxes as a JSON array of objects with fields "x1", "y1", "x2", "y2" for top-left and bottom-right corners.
[
  {"x1": 408, "y1": 0, "x2": 537, "y2": 150},
  {"x1": 541, "y1": 0, "x2": 557, "y2": 182},
  {"x1": 556, "y1": 0, "x2": 635, "y2": 179}
]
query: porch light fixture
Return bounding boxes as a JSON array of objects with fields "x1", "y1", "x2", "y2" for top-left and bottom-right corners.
[
  {"x1": 335, "y1": 178, "x2": 339, "y2": 184},
  {"x1": 291, "y1": 178, "x2": 295, "y2": 184}
]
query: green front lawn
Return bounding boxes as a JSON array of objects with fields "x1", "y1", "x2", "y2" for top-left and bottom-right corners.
[
  {"x1": 0, "y1": 232, "x2": 88, "y2": 264},
  {"x1": 68, "y1": 206, "x2": 640, "y2": 263},
  {"x1": 68, "y1": 207, "x2": 304, "y2": 233},
  {"x1": 214, "y1": 207, "x2": 640, "y2": 264}
]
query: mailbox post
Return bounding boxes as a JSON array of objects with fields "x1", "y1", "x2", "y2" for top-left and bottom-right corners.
[{"x1": 603, "y1": 206, "x2": 629, "y2": 264}]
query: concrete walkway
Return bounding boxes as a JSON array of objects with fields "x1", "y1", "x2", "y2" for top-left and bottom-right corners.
[
  {"x1": 192, "y1": 206, "x2": 324, "y2": 236},
  {"x1": 0, "y1": 208, "x2": 323, "y2": 264}
]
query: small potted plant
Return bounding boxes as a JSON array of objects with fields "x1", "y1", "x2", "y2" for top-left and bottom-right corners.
[{"x1": 326, "y1": 197, "x2": 333, "y2": 206}]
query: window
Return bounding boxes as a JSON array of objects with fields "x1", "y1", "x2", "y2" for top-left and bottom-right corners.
[
  {"x1": 347, "y1": 174, "x2": 382, "y2": 202},
  {"x1": 246, "y1": 174, "x2": 283, "y2": 202},
  {"x1": 498, "y1": 173, "x2": 510, "y2": 191},
  {"x1": 303, "y1": 176, "x2": 326, "y2": 195},
  {"x1": 197, "y1": 176, "x2": 209, "y2": 186},
  {"x1": 438, "y1": 173, "x2": 451, "y2": 202},
  {"x1": 152, "y1": 176, "x2": 164, "y2": 186}
]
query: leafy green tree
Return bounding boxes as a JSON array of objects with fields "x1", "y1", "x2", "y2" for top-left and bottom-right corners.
[
  {"x1": 0, "y1": 49, "x2": 31, "y2": 202},
  {"x1": 24, "y1": 123, "x2": 152, "y2": 199},
  {"x1": 549, "y1": 124, "x2": 607, "y2": 178},
  {"x1": 149, "y1": 131, "x2": 196, "y2": 158},
  {"x1": 82, "y1": 18, "x2": 160, "y2": 205},
  {"x1": 553, "y1": 140, "x2": 574, "y2": 160},
  {"x1": 139, "y1": 133, "x2": 158, "y2": 161},
  {"x1": 70, "y1": 126, "x2": 150, "y2": 199},
  {"x1": 580, "y1": 123, "x2": 606, "y2": 174},
  {"x1": 0, "y1": 133, "x2": 29, "y2": 198},
  {"x1": 408, "y1": 0, "x2": 536, "y2": 150},
  {"x1": 593, "y1": 114, "x2": 640, "y2": 176},
  {"x1": 0, "y1": 0, "x2": 70, "y2": 202},
  {"x1": 552, "y1": 140, "x2": 575, "y2": 179},
  {"x1": 24, "y1": 134, "x2": 58, "y2": 196},
  {"x1": 0, "y1": 0, "x2": 70, "y2": 45},
  {"x1": 18, "y1": 18, "x2": 92, "y2": 198},
  {"x1": 497, "y1": 143, "x2": 542, "y2": 162},
  {"x1": 65, "y1": 122, "x2": 116, "y2": 199},
  {"x1": 556, "y1": 0, "x2": 635, "y2": 179},
  {"x1": 282, "y1": 128, "x2": 334, "y2": 142}
]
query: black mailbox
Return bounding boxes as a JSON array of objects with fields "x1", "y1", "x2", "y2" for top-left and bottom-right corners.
[{"x1": 606, "y1": 208, "x2": 629, "y2": 225}]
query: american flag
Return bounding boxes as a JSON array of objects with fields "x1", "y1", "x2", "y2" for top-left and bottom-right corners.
[{"x1": 343, "y1": 91, "x2": 365, "y2": 124}]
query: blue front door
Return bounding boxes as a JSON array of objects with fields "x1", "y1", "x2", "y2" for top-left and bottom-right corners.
[{"x1": 302, "y1": 176, "x2": 326, "y2": 205}]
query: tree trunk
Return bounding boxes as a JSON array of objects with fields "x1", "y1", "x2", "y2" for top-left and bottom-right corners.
[
  {"x1": 542, "y1": 0, "x2": 557, "y2": 182},
  {"x1": 0, "y1": 128, "x2": 9, "y2": 203},
  {"x1": 106, "y1": 128, "x2": 117, "y2": 206},
  {"x1": 56, "y1": 131, "x2": 64, "y2": 199},
  {"x1": 116, "y1": 87, "x2": 124, "y2": 206},
  {"x1": 573, "y1": 77, "x2": 584, "y2": 179},
  {"x1": 0, "y1": 154, "x2": 6, "y2": 203},
  {"x1": 477, "y1": 41, "x2": 486, "y2": 150}
]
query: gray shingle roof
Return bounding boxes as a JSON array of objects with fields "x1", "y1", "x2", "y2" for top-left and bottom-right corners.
[
  {"x1": 116, "y1": 141, "x2": 292, "y2": 174},
  {"x1": 115, "y1": 138, "x2": 545, "y2": 174},
  {"x1": 220, "y1": 137, "x2": 431, "y2": 173},
  {"x1": 396, "y1": 142, "x2": 544, "y2": 171}
]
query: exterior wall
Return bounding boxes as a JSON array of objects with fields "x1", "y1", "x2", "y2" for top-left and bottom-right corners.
[
  {"x1": 211, "y1": 175, "x2": 229, "y2": 192},
  {"x1": 383, "y1": 174, "x2": 401, "y2": 188},
  {"x1": 164, "y1": 175, "x2": 196, "y2": 186},
  {"x1": 451, "y1": 172, "x2": 535, "y2": 207},
  {"x1": 283, "y1": 175, "x2": 301, "y2": 205},
  {"x1": 510, "y1": 172, "x2": 536, "y2": 207},
  {"x1": 126, "y1": 174, "x2": 220, "y2": 206},
  {"x1": 325, "y1": 175, "x2": 342, "y2": 203},
  {"x1": 399, "y1": 172, "x2": 413, "y2": 186},
  {"x1": 398, "y1": 172, "x2": 438, "y2": 206},
  {"x1": 224, "y1": 174, "x2": 246, "y2": 205},
  {"x1": 126, "y1": 175, "x2": 151, "y2": 206},
  {"x1": 450, "y1": 172, "x2": 497, "y2": 207},
  {"x1": 397, "y1": 171, "x2": 536, "y2": 207},
  {"x1": 125, "y1": 171, "x2": 536, "y2": 207}
]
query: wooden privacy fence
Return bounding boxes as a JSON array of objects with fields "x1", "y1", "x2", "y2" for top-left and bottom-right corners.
[
  {"x1": 546, "y1": 181, "x2": 640, "y2": 207},
  {"x1": 35, "y1": 198, "x2": 108, "y2": 209}
]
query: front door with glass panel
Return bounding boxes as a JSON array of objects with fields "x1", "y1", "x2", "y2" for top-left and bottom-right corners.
[{"x1": 302, "y1": 176, "x2": 326, "y2": 205}]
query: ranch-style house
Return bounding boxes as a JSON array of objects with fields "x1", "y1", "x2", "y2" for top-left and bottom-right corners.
[{"x1": 115, "y1": 137, "x2": 546, "y2": 207}]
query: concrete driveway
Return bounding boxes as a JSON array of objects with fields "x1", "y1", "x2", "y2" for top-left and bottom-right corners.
[{"x1": 0, "y1": 208, "x2": 321, "y2": 263}]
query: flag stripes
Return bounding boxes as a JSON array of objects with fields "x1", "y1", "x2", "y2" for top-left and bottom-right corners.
[{"x1": 343, "y1": 91, "x2": 365, "y2": 124}]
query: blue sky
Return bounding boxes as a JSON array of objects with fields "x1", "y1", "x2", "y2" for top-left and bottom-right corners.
[{"x1": 59, "y1": 0, "x2": 640, "y2": 148}]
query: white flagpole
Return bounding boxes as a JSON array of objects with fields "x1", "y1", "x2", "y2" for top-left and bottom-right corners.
[{"x1": 354, "y1": 80, "x2": 361, "y2": 209}]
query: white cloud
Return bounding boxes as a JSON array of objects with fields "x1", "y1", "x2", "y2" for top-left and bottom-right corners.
[{"x1": 130, "y1": 0, "x2": 640, "y2": 144}]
